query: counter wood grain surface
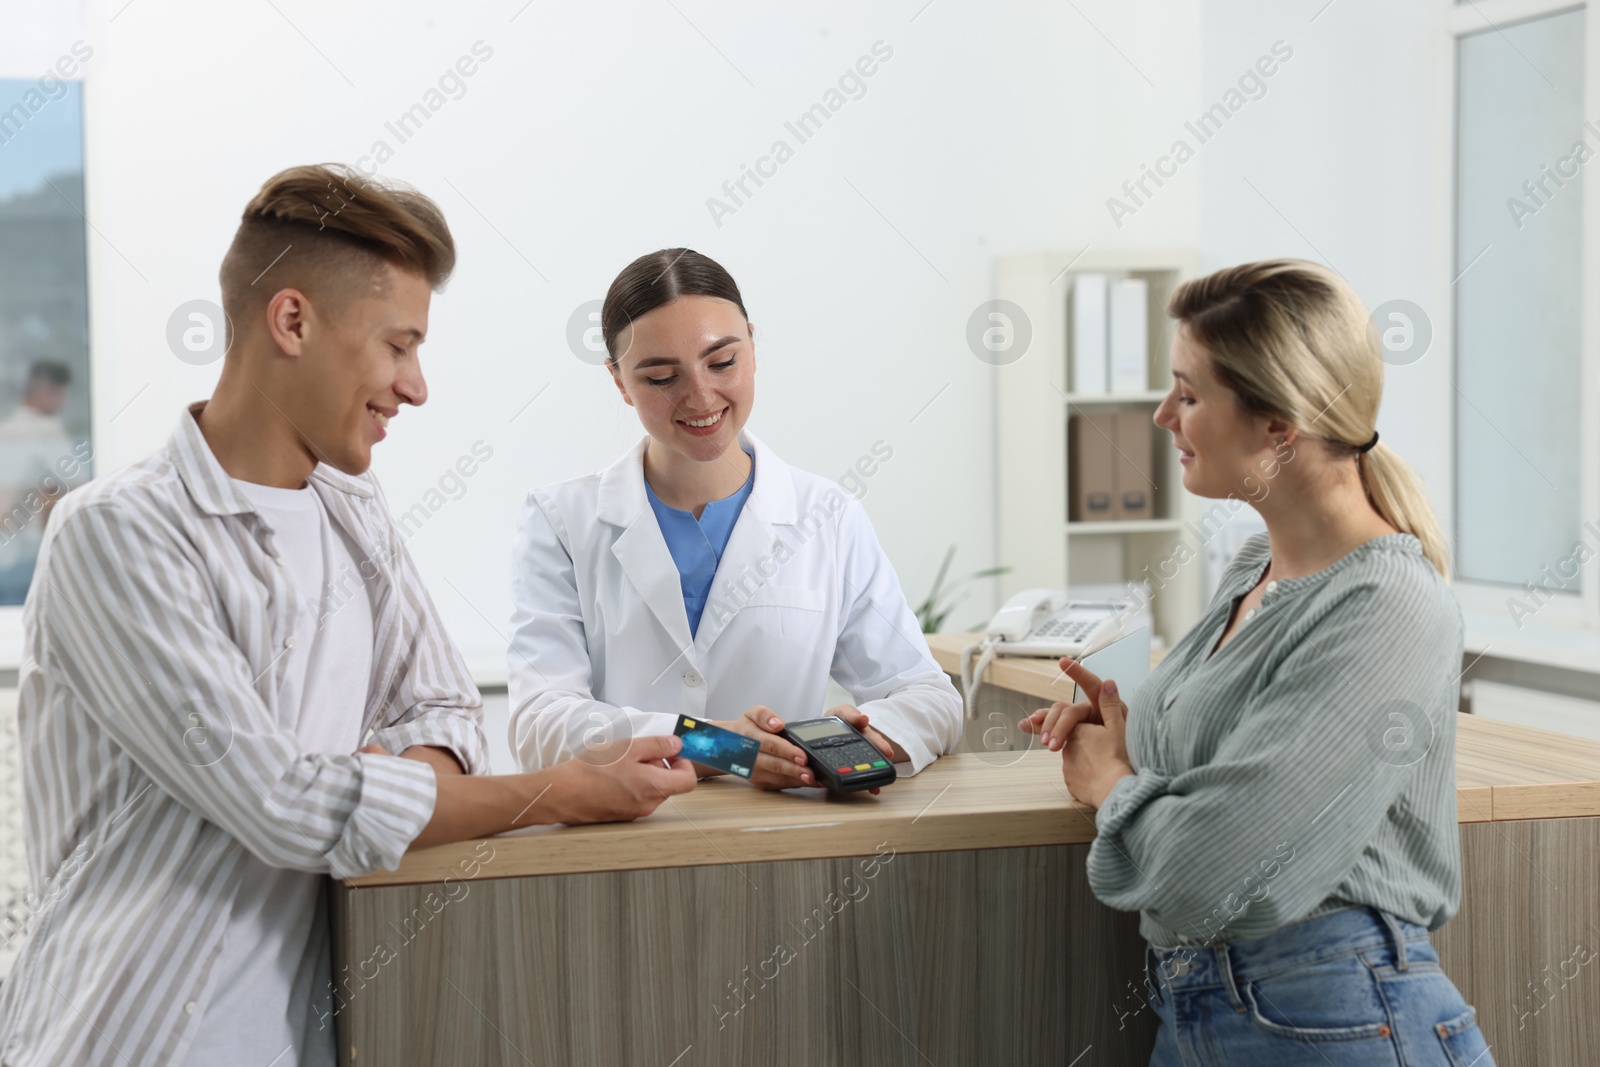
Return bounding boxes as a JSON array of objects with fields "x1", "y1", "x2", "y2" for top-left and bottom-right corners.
[
  {"x1": 332, "y1": 636, "x2": 1600, "y2": 1066},
  {"x1": 347, "y1": 637, "x2": 1600, "y2": 888}
]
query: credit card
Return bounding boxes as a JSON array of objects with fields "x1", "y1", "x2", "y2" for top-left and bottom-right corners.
[{"x1": 673, "y1": 714, "x2": 760, "y2": 779}]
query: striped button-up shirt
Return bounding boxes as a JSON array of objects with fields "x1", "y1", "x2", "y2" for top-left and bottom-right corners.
[
  {"x1": 0, "y1": 405, "x2": 486, "y2": 1066},
  {"x1": 1088, "y1": 531, "x2": 1464, "y2": 947}
]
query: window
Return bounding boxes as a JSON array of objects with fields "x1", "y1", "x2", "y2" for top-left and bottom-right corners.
[
  {"x1": 1452, "y1": 3, "x2": 1596, "y2": 630},
  {"x1": 0, "y1": 78, "x2": 92, "y2": 611}
]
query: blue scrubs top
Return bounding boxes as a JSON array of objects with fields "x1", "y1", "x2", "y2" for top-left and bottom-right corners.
[{"x1": 645, "y1": 453, "x2": 756, "y2": 637}]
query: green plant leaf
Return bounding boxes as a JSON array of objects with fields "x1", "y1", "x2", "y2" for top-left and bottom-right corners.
[{"x1": 915, "y1": 545, "x2": 1011, "y2": 633}]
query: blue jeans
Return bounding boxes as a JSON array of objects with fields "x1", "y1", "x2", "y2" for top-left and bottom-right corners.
[{"x1": 1144, "y1": 906, "x2": 1495, "y2": 1066}]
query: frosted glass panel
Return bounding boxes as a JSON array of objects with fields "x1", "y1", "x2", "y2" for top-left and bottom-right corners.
[
  {"x1": 1454, "y1": 9, "x2": 1584, "y2": 590},
  {"x1": 0, "y1": 81, "x2": 92, "y2": 608}
]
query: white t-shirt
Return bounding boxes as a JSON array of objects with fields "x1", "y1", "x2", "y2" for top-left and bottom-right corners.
[{"x1": 183, "y1": 480, "x2": 375, "y2": 1067}]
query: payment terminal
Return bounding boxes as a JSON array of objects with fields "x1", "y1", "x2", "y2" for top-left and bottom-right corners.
[{"x1": 780, "y1": 716, "x2": 897, "y2": 792}]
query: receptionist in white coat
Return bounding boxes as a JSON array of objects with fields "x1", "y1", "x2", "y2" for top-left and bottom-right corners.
[{"x1": 509, "y1": 249, "x2": 962, "y2": 788}]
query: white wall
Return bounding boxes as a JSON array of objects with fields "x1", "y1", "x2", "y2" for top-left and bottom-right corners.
[
  {"x1": 1195, "y1": 0, "x2": 1451, "y2": 518},
  {"x1": 63, "y1": 0, "x2": 1202, "y2": 678}
]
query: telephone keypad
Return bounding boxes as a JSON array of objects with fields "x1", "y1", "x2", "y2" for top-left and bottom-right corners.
[{"x1": 1035, "y1": 617, "x2": 1100, "y2": 642}]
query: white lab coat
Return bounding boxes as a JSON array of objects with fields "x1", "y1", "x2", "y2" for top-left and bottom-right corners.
[{"x1": 508, "y1": 432, "x2": 962, "y2": 775}]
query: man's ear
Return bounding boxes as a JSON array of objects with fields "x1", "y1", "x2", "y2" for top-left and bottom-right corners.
[{"x1": 264, "y1": 289, "x2": 311, "y2": 357}]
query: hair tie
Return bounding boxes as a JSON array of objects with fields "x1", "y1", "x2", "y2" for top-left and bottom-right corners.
[{"x1": 1358, "y1": 431, "x2": 1380, "y2": 454}]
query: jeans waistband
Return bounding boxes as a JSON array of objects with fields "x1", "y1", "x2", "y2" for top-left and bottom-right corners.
[{"x1": 1144, "y1": 906, "x2": 1431, "y2": 1004}]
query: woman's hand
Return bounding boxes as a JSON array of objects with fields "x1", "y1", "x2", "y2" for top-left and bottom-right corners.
[
  {"x1": 1019, "y1": 657, "x2": 1108, "y2": 749},
  {"x1": 710, "y1": 706, "x2": 816, "y2": 790},
  {"x1": 1060, "y1": 678, "x2": 1134, "y2": 809},
  {"x1": 1018, "y1": 658, "x2": 1135, "y2": 808},
  {"x1": 1021, "y1": 699, "x2": 1098, "y2": 751}
]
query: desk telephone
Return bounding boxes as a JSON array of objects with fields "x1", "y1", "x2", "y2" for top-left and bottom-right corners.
[
  {"x1": 983, "y1": 589, "x2": 1128, "y2": 657},
  {"x1": 959, "y1": 589, "x2": 1132, "y2": 718}
]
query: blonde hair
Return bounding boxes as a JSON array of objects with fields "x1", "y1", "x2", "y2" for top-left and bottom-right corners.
[{"x1": 1168, "y1": 259, "x2": 1450, "y2": 577}]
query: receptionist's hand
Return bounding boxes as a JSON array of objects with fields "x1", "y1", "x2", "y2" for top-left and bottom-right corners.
[
  {"x1": 826, "y1": 705, "x2": 897, "y2": 762},
  {"x1": 827, "y1": 705, "x2": 901, "y2": 795},
  {"x1": 713, "y1": 706, "x2": 817, "y2": 790}
]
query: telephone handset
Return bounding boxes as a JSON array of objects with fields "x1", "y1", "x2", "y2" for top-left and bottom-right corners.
[
  {"x1": 984, "y1": 588, "x2": 1127, "y2": 658},
  {"x1": 960, "y1": 589, "x2": 1132, "y2": 718}
]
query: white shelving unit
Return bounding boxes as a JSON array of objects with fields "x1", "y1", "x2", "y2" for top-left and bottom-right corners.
[{"x1": 994, "y1": 249, "x2": 1206, "y2": 650}]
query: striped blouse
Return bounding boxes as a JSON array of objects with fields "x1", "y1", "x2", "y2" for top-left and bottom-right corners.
[
  {"x1": 1087, "y1": 531, "x2": 1464, "y2": 947},
  {"x1": 0, "y1": 405, "x2": 487, "y2": 1066}
]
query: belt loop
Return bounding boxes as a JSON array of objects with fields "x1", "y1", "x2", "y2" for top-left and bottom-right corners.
[
  {"x1": 1215, "y1": 945, "x2": 1247, "y2": 1013},
  {"x1": 1375, "y1": 907, "x2": 1409, "y2": 971},
  {"x1": 1143, "y1": 944, "x2": 1165, "y2": 1006}
]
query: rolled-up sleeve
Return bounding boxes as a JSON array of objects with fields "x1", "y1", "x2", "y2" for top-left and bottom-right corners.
[
  {"x1": 362, "y1": 574, "x2": 489, "y2": 775},
  {"x1": 42, "y1": 502, "x2": 434, "y2": 877}
]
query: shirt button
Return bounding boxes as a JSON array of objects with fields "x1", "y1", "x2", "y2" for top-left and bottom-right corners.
[
  {"x1": 1243, "y1": 608, "x2": 1258, "y2": 622},
  {"x1": 184, "y1": 1001, "x2": 197, "y2": 1015},
  {"x1": 284, "y1": 636, "x2": 296, "y2": 650},
  {"x1": 683, "y1": 669, "x2": 702, "y2": 688},
  {"x1": 1264, "y1": 580, "x2": 1278, "y2": 595}
]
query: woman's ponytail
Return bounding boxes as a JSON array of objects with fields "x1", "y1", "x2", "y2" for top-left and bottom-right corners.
[{"x1": 1359, "y1": 444, "x2": 1451, "y2": 578}]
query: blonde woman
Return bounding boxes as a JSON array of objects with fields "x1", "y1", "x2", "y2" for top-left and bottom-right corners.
[{"x1": 1025, "y1": 261, "x2": 1493, "y2": 1066}]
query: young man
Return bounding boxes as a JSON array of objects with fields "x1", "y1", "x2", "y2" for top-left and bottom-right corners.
[{"x1": 0, "y1": 165, "x2": 697, "y2": 1066}]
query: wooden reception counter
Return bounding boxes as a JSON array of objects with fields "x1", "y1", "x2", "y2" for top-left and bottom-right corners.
[{"x1": 331, "y1": 638, "x2": 1600, "y2": 1066}]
